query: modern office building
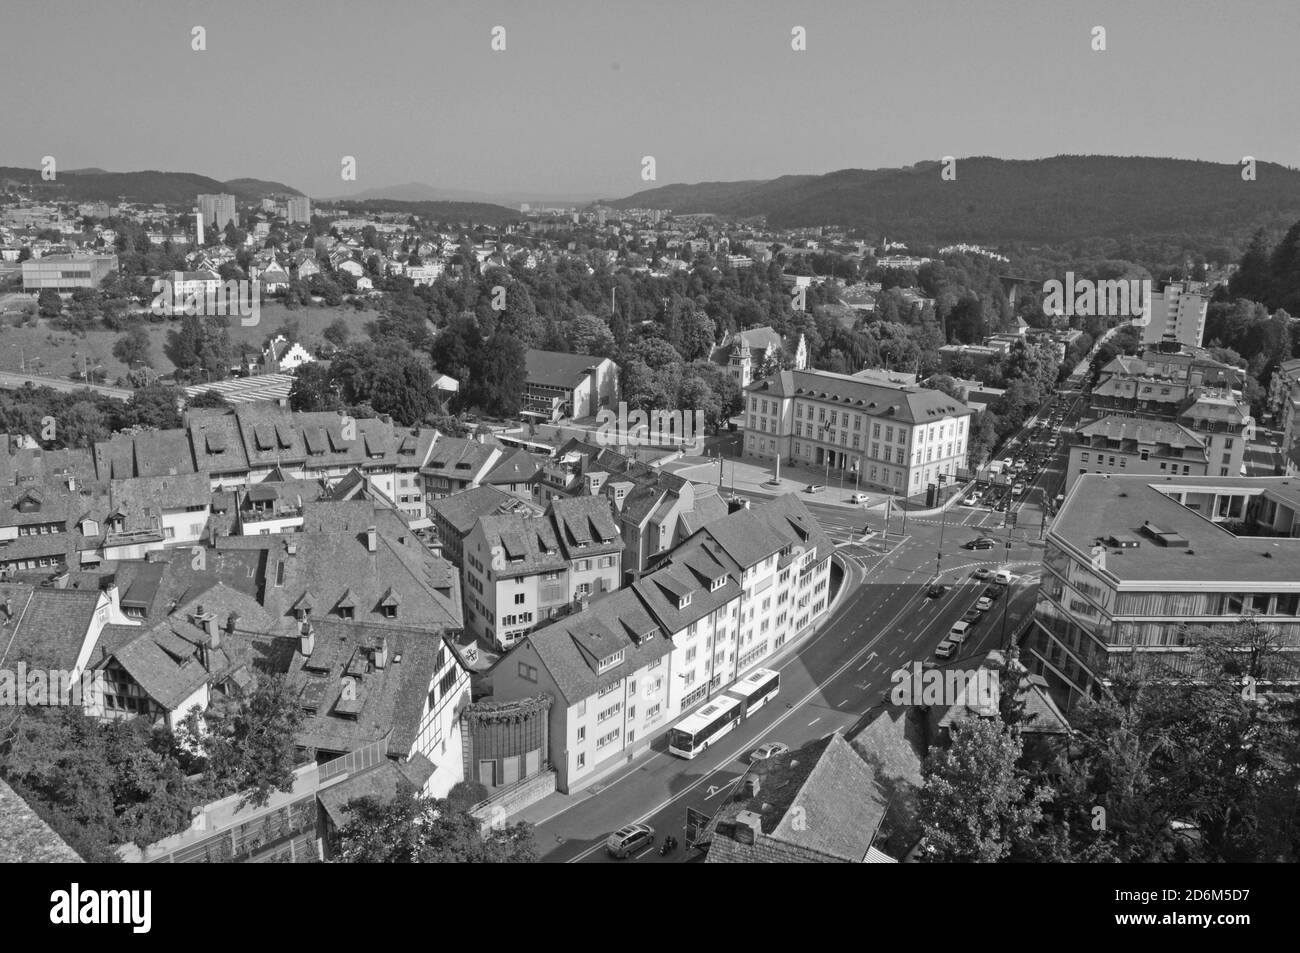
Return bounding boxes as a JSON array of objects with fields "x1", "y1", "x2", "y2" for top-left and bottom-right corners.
[
  {"x1": 1028, "y1": 474, "x2": 1300, "y2": 711},
  {"x1": 197, "y1": 193, "x2": 237, "y2": 233},
  {"x1": 743, "y1": 368, "x2": 972, "y2": 496},
  {"x1": 21, "y1": 254, "x2": 118, "y2": 291}
]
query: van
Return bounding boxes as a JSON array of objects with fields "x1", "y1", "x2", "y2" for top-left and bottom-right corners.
[
  {"x1": 948, "y1": 621, "x2": 971, "y2": 644},
  {"x1": 851, "y1": 492, "x2": 870, "y2": 504},
  {"x1": 993, "y1": 570, "x2": 1014, "y2": 586},
  {"x1": 606, "y1": 824, "x2": 656, "y2": 858}
]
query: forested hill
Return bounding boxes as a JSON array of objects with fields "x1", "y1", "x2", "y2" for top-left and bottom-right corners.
[
  {"x1": 611, "y1": 156, "x2": 1300, "y2": 242},
  {"x1": 0, "y1": 168, "x2": 302, "y2": 203}
]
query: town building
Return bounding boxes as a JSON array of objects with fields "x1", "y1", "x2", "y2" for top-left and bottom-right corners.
[
  {"x1": 21, "y1": 254, "x2": 117, "y2": 292},
  {"x1": 522, "y1": 349, "x2": 619, "y2": 422},
  {"x1": 461, "y1": 495, "x2": 624, "y2": 650},
  {"x1": 711, "y1": 327, "x2": 808, "y2": 389},
  {"x1": 743, "y1": 368, "x2": 973, "y2": 497},
  {"x1": 1066, "y1": 417, "x2": 1209, "y2": 491},
  {"x1": 286, "y1": 196, "x2": 312, "y2": 225}
]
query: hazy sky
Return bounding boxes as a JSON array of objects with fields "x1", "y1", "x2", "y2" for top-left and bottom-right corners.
[{"x1": 2, "y1": 0, "x2": 1297, "y2": 202}]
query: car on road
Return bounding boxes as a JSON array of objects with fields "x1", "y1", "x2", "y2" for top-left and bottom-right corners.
[
  {"x1": 993, "y1": 569, "x2": 1015, "y2": 586},
  {"x1": 983, "y1": 586, "x2": 1002, "y2": 601},
  {"x1": 850, "y1": 492, "x2": 870, "y2": 504},
  {"x1": 750, "y1": 742, "x2": 790, "y2": 763},
  {"x1": 948, "y1": 621, "x2": 972, "y2": 644},
  {"x1": 962, "y1": 492, "x2": 982, "y2": 506},
  {"x1": 804, "y1": 483, "x2": 824, "y2": 494},
  {"x1": 975, "y1": 596, "x2": 994, "y2": 611},
  {"x1": 934, "y1": 640, "x2": 956, "y2": 659},
  {"x1": 926, "y1": 584, "x2": 948, "y2": 599},
  {"x1": 994, "y1": 500, "x2": 1008, "y2": 512},
  {"x1": 1012, "y1": 482, "x2": 1026, "y2": 497},
  {"x1": 963, "y1": 537, "x2": 997, "y2": 550},
  {"x1": 961, "y1": 608, "x2": 983, "y2": 624},
  {"x1": 606, "y1": 824, "x2": 656, "y2": 858},
  {"x1": 972, "y1": 568, "x2": 992, "y2": 580}
]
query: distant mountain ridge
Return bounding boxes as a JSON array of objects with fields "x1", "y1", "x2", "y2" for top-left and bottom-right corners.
[
  {"x1": 610, "y1": 156, "x2": 1300, "y2": 242},
  {"x1": 0, "y1": 167, "x2": 303, "y2": 204},
  {"x1": 327, "y1": 181, "x2": 590, "y2": 207}
]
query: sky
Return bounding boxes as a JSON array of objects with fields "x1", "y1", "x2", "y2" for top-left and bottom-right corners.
[{"x1": 2, "y1": 0, "x2": 1297, "y2": 203}]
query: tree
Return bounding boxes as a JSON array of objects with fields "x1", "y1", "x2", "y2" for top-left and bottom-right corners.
[
  {"x1": 469, "y1": 332, "x2": 526, "y2": 417},
  {"x1": 37, "y1": 289, "x2": 62, "y2": 319},
  {"x1": 186, "y1": 389, "x2": 231, "y2": 410},
  {"x1": 334, "y1": 786, "x2": 538, "y2": 863},
  {"x1": 918, "y1": 717, "x2": 1051, "y2": 862},
  {"x1": 323, "y1": 317, "x2": 352, "y2": 348},
  {"x1": 127, "y1": 384, "x2": 182, "y2": 430},
  {"x1": 565, "y1": 315, "x2": 616, "y2": 357},
  {"x1": 179, "y1": 675, "x2": 303, "y2": 809},
  {"x1": 112, "y1": 325, "x2": 153, "y2": 368},
  {"x1": 288, "y1": 361, "x2": 343, "y2": 412}
]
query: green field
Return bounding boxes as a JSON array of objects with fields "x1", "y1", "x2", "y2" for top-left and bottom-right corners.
[{"x1": 0, "y1": 300, "x2": 380, "y2": 383}]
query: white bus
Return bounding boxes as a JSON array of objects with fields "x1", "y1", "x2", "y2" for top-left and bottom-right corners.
[
  {"x1": 667, "y1": 695, "x2": 742, "y2": 759},
  {"x1": 727, "y1": 667, "x2": 781, "y2": 716}
]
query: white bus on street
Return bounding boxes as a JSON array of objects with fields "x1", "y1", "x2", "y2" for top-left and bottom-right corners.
[
  {"x1": 727, "y1": 667, "x2": 781, "y2": 716},
  {"x1": 667, "y1": 695, "x2": 742, "y2": 759}
]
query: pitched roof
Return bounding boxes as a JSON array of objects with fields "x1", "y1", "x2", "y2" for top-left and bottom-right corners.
[
  {"x1": 514, "y1": 589, "x2": 669, "y2": 705},
  {"x1": 0, "y1": 778, "x2": 82, "y2": 863},
  {"x1": 705, "y1": 733, "x2": 886, "y2": 863},
  {"x1": 288, "y1": 619, "x2": 456, "y2": 757},
  {"x1": 428, "y1": 485, "x2": 520, "y2": 537},
  {"x1": 748, "y1": 368, "x2": 972, "y2": 425},
  {"x1": 524, "y1": 349, "x2": 609, "y2": 389}
]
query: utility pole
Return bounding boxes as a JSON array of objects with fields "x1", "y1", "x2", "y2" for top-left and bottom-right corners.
[{"x1": 935, "y1": 473, "x2": 949, "y2": 578}]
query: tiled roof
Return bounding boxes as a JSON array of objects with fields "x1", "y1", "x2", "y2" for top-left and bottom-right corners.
[
  {"x1": 514, "y1": 589, "x2": 669, "y2": 705},
  {"x1": 706, "y1": 733, "x2": 885, "y2": 863},
  {"x1": 288, "y1": 619, "x2": 455, "y2": 758},
  {"x1": 428, "y1": 485, "x2": 519, "y2": 537},
  {"x1": 0, "y1": 583, "x2": 107, "y2": 671},
  {"x1": 748, "y1": 369, "x2": 972, "y2": 425},
  {"x1": 524, "y1": 349, "x2": 609, "y2": 389},
  {"x1": 93, "y1": 429, "x2": 195, "y2": 480},
  {"x1": 689, "y1": 493, "x2": 834, "y2": 572},
  {"x1": 0, "y1": 778, "x2": 82, "y2": 862}
]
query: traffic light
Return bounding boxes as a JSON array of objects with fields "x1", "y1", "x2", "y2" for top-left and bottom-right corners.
[{"x1": 926, "y1": 483, "x2": 938, "y2": 507}]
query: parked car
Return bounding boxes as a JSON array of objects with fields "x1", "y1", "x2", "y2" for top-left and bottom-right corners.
[
  {"x1": 750, "y1": 742, "x2": 790, "y2": 763},
  {"x1": 804, "y1": 483, "x2": 824, "y2": 494},
  {"x1": 606, "y1": 824, "x2": 656, "y2": 859},
  {"x1": 934, "y1": 640, "x2": 956, "y2": 660},
  {"x1": 850, "y1": 492, "x2": 870, "y2": 504}
]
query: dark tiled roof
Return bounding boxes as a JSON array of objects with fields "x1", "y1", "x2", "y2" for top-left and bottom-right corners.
[
  {"x1": 288, "y1": 619, "x2": 455, "y2": 758},
  {"x1": 524, "y1": 349, "x2": 608, "y2": 389},
  {"x1": 0, "y1": 778, "x2": 82, "y2": 863},
  {"x1": 706, "y1": 733, "x2": 885, "y2": 863},
  {"x1": 428, "y1": 485, "x2": 519, "y2": 537}
]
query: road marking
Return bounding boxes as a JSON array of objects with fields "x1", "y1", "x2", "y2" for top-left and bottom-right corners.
[{"x1": 704, "y1": 779, "x2": 740, "y2": 800}]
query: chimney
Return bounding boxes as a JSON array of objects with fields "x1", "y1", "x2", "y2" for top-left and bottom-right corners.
[
  {"x1": 226, "y1": 612, "x2": 239, "y2": 636},
  {"x1": 300, "y1": 620, "x2": 315, "y2": 656},
  {"x1": 733, "y1": 810, "x2": 763, "y2": 846},
  {"x1": 208, "y1": 616, "x2": 220, "y2": 652},
  {"x1": 51, "y1": 570, "x2": 70, "y2": 589},
  {"x1": 366, "y1": 526, "x2": 377, "y2": 552},
  {"x1": 373, "y1": 637, "x2": 388, "y2": 670}
]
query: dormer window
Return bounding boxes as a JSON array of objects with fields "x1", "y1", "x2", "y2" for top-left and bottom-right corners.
[
  {"x1": 677, "y1": 592, "x2": 692, "y2": 610},
  {"x1": 710, "y1": 575, "x2": 726, "y2": 592},
  {"x1": 597, "y1": 650, "x2": 624, "y2": 673}
]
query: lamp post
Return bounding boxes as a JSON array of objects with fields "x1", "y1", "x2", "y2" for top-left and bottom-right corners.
[{"x1": 935, "y1": 472, "x2": 950, "y2": 578}]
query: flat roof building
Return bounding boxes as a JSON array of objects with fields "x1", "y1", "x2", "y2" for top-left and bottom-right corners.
[{"x1": 21, "y1": 254, "x2": 117, "y2": 292}]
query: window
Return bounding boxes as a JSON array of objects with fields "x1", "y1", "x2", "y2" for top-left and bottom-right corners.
[
  {"x1": 518, "y1": 662, "x2": 538, "y2": 682},
  {"x1": 577, "y1": 752, "x2": 586, "y2": 769},
  {"x1": 577, "y1": 726, "x2": 586, "y2": 742},
  {"x1": 514, "y1": 593, "x2": 525, "y2": 605}
]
